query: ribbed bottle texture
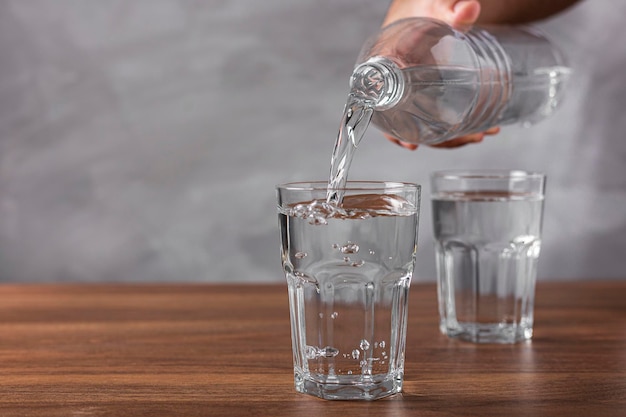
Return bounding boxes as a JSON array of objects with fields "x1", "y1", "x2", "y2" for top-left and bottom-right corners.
[{"x1": 349, "y1": 18, "x2": 570, "y2": 145}]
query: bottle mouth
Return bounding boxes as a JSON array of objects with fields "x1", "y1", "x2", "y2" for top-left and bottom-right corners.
[{"x1": 349, "y1": 57, "x2": 404, "y2": 110}]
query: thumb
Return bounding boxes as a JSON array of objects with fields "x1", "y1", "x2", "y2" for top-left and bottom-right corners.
[{"x1": 448, "y1": 0, "x2": 481, "y2": 29}]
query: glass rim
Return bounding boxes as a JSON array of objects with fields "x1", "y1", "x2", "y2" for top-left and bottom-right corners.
[
  {"x1": 431, "y1": 169, "x2": 545, "y2": 180},
  {"x1": 276, "y1": 180, "x2": 420, "y2": 192}
]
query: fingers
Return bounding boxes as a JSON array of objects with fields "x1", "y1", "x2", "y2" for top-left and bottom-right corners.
[
  {"x1": 385, "y1": 134, "x2": 419, "y2": 150},
  {"x1": 385, "y1": 126, "x2": 501, "y2": 150},
  {"x1": 431, "y1": 133, "x2": 485, "y2": 148},
  {"x1": 386, "y1": 132, "x2": 482, "y2": 150},
  {"x1": 383, "y1": 0, "x2": 444, "y2": 26},
  {"x1": 450, "y1": 0, "x2": 481, "y2": 28},
  {"x1": 430, "y1": 127, "x2": 500, "y2": 148},
  {"x1": 383, "y1": 0, "x2": 481, "y2": 27},
  {"x1": 484, "y1": 126, "x2": 501, "y2": 135}
]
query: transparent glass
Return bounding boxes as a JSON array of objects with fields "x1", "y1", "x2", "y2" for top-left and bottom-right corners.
[
  {"x1": 277, "y1": 181, "x2": 420, "y2": 400},
  {"x1": 350, "y1": 18, "x2": 570, "y2": 145},
  {"x1": 430, "y1": 170, "x2": 546, "y2": 343}
]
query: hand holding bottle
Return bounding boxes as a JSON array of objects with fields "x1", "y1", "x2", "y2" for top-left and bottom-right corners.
[
  {"x1": 382, "y1": 0, "x2": 496, "y2": 150},
  {"x1": 379, "y1": 0, "x2": 577, "y2": 150}
]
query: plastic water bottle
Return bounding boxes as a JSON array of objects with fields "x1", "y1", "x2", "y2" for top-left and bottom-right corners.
[{"x1": 349, "y1": 17, "x2": 571, "y2": 145}]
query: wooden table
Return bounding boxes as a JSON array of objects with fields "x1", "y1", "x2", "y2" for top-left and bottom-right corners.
[{"x1": 0, "y1": 281, "x2": 624, "y2": 416}]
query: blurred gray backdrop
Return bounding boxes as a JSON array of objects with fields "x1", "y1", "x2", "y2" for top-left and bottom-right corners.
[{"x1": 0, "y1": 0, "x2": 624, "y2": 282}]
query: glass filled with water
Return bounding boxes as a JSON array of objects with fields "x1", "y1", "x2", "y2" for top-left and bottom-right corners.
[
  {"x1": 277, "y1": 181, "x2": 420, "y2": 400},
  {"x1": 431, "y1": 170, "x2": 546, "y2": 344}
]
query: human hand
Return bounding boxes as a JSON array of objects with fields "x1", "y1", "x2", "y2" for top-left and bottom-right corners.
[
  {"x1": 382, "y1": 0, "x2": 501, "y2": 150},
  {"x1": 383, "y1": 0, "x2": 482, "y2": 28}
]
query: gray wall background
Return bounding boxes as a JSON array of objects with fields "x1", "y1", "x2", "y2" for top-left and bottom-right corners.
[{"x1": 0, "y1": 0, "x2": 624, "y2": 283}]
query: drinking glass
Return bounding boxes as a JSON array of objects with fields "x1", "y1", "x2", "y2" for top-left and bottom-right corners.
[
  {"x1": 277, "y1": 181, "x2": 420, "y2": 400},
  {"x1": 431, "y1": 170, "x2": 546, "y2": 344}
]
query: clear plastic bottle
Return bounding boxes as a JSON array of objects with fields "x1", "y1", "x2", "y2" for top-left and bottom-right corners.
[{"x1": 349, "y1": 17, "x2": 571, "y2": 145}]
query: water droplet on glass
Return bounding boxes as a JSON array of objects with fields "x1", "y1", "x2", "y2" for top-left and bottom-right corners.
[
  {"x1": 360, "y1": 339, "x2": 370, "y2": 351},
  {"x1": 343, "y1": 257, "x2": 350, "y2": 263},
  {"x1": 352, "y1": 349, "x2": 360, "y2": 360},
  {"x1": 331, "y1": 312, "x2": 339, "y2": 319},
  {"x1": 332, "y1": 243, "x2": 339, "y2": 249},
  {"x1": 369, "y1": 250, "x2": 375, "y2": 255},
  {"x1": 319, "y1": 313, "x2": 324, "y2": 319},
  {"x1": 347, "y1": 370, "x2": 353, "y2": 375},
  {"x1": 294, "y1": 252, "x2": 307, "y2": 259},
  {"x1": 351, "y1": 260, "x2": 365, "y2": 267},
  {"x1": 379, "y1": 340, "x2": 386, "y2": 349}
]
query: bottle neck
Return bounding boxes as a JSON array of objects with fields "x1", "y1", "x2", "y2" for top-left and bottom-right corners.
[{"x1": 349, "y1": 57, "x2": 404, "y2": 110}]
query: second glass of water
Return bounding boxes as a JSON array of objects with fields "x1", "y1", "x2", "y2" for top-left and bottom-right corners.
[
  {"x1": 277, "y1": 181, "x2": 420, "y2": 400},
  {"x1": 431, "y1": 170, "x2": 546, "y2": 344}
]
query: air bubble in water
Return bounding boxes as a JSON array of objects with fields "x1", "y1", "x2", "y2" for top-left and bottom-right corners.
[
  {"x1": 309, "y1": 216, "x2": 328, "y2": 226},
  {"x1": 379, "y1": 340, "x2": 386, "y2": 349},
  {"x1": 369, "y1": 250, "x2": 375, "y2": 255},
  {"x1": 351, "y1": 260, "x2": 365, "y2": 267},
  {"x1": 352, "y1": 349, "x2": 360, "y2": 360},
  {"x1": 294, "y1": 272, "x2": 317, "y2": 285},
  {"x1": 343, "y1": 257, "x2": 350, "y2": 263},
  {"x1": 341, "y1": 242, "x2": 360, "y2": 254},
  {"x1": 331, "y1": 312, "x2": 339, "y2": 319},
  {"x1": 294, "y1": 252, "x2": 307, "y2": 259},
  {"x1": 320, "y1": 346, "x2": 339, "y2": 358},
  {"x1": 360, "y1": 339, "x2": 370, "y2": 351},
  {"x1": 305, "y1": 346, "x2": 318, "y2": 359}
]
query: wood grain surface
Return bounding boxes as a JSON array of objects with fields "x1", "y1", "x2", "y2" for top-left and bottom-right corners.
[{"x1": 0, "y1": 281, "x2": 625, "y2": 416}]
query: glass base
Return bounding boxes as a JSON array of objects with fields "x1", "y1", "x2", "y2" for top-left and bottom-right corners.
[
  {"x1": 294, "y1": 372, "x2": 403, "y2": 400},
  {"x1": 441, "y1": 321, "x2": 533, "y2": 344}
]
